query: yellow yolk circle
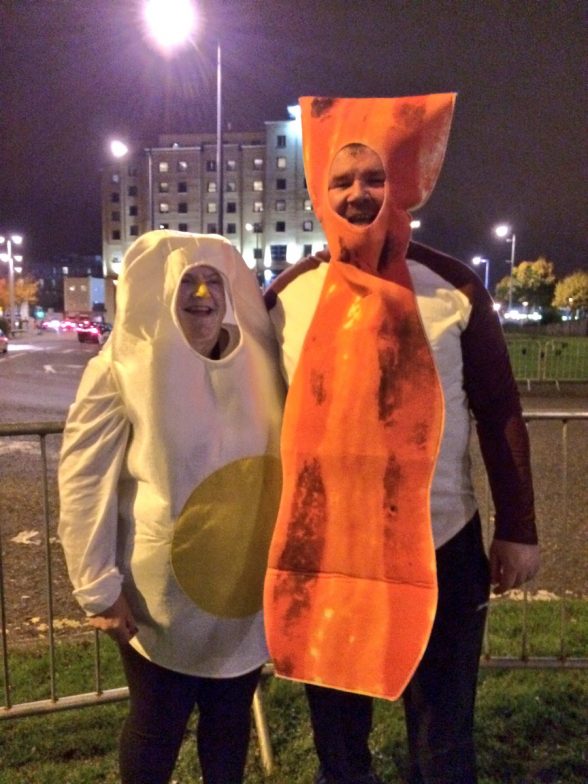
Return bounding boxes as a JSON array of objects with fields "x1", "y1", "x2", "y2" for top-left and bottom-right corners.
[{"x1": 171, "y1": 455, "x2": 282, "y2": 618}]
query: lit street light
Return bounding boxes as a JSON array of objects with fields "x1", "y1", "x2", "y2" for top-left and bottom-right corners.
[
  {"x1": 410, "y1": 219, "x2": 422, "y2": 230},
  {"x1": 494, "y1": 223, "x2": 516, "y2": 312},
  {"x1": 0, "y1": 233, "x2": 23, "y2": 334},
  {"x1": 143, "y1": 0, "x2": 224, "y2": 234},
  {"x1": 472, "y1": 256, "x2": 490, "y2": 289}
]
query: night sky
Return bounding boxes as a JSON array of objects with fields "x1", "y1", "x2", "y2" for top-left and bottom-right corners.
[{"x1": 1, "y1": 0, "x2": 586, "y2": 289}]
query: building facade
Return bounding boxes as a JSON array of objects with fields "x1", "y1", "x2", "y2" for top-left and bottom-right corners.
[{"x1": 101, "y1": 107, "x2": 326, "y2": 319}]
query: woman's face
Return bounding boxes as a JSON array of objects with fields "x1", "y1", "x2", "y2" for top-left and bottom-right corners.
[{"x1": 176, "y1": 265, "x2": 226, "y2": 356}]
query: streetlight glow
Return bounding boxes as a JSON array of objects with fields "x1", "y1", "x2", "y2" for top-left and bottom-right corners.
[
  {"x1": 493, "y1": 223, "x2": 517, "y2": 312},
  {"x1": 110, "y1": 140, "x2": 129, "y2": 159},
  {"x1": 410, "y1": 219, "x2": 421, "y2": 229},
  {"x1": 0, "y1": 233, "x2": 24, "y2": 333},
  {"x1": 472, "y1": 256, "x2": 490, "y2": 289},
  {"x1": 143, "y1": 0, "x2": 197, "y2": 54}
]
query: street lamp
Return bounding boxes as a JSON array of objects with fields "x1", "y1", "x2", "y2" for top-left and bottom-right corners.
[
  {"x1": 143, "y1": 0, "x2": 224, "y2": 234},
  {"x1": 472, "y1": 256, "x2": 490, "y2": 289},
  {"x1": 0, "y1": 233, "x2": 23, "y2": 333},
  {"x1": 410, "y1": 219, "x2": 421, "y2": 230},
  {"x1": 494, "y1": 224, "x2": 516, "y2": 312}
]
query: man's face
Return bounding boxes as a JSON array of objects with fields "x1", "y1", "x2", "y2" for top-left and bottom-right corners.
[
  {"x1": 327, "y1": 144, "x2": 386, "y2": 225},
  {"x1": 176, "y1": 265, "x2": 226, "y2": 356}
]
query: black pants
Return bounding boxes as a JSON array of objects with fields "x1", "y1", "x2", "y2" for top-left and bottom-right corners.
[
  {"x1": 306, "y1": 513, "x2": 491, "y2": 784},
  {"x1": 118, "y1": 643, "x2": 261, "y2": 784}
]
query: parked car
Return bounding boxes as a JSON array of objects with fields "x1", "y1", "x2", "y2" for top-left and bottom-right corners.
[
  {"x1": 0, "y1": 328, "x2": 8, "y2": 354},
  {"x1": 76, "y1": 321, "x2": 112, "y2": 345}
]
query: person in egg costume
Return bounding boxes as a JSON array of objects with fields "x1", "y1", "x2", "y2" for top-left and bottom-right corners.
[
  {"x1": 59, "y1": 231, "x2": 284, "y2": 784},
  {"x1": 263, "y1": 95, "x2": 540, "y2": 783}
]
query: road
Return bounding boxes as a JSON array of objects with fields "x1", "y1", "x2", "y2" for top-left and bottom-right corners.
[{"x1": 0, "y1": 331, "x2": 97, "y2": 423}]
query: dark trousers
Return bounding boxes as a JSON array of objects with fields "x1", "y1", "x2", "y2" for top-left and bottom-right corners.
[
  {"x1": 118, "y1": 643, "x2": 261, "y2": 784},
  {"x1": 306, "y1": 513, "x2": 490, "y2": 784}
]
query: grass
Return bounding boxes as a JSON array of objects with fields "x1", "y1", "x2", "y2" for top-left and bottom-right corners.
[{"x1": 1, "y1": 599, "x2": 586, "y2": 783}]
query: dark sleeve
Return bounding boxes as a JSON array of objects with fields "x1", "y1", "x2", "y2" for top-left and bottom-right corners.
[{"x1": 461, "y1": 283, "x2": 538, "y2": 545}]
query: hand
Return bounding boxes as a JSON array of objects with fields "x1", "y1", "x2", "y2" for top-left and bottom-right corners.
[
  {"x1": 88, "y1": 593, "x2": 138, "y2": 645},
  {"x1": 489, "y1": 539, "x2": 540, "y2": 595}
]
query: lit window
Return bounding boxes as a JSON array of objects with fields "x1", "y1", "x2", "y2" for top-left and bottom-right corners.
[
  {"x1": 178, "y1": 202, "x2": 188, "y2": 214},
  {"x1": 206, "y1": 160, "x2": 216, "y2": 172},
  {"x1": 111, "y1": 173, "x2": 120, "y2": 184},
  {"x1": 303, "y1": 220, "x2": 313, "y2": 231},
  {"x1": 226, "y1": 202, "x2": 237, "y2": 214},
  {"x1": 226, "y1": 181, "x2": 236, "y2": 192},
  {"x1": 207, "y1": 202, "x2": 217, "y2": 213},
  {"x1": 177, "y1": 160, "x2": 188, "y2": 172},
  {"x1": 159, "y1": 202, "x2": 170, "y2": 213},
  {"x1": 276, "y1": 156, "x2": 287, "y2": 169},
  {"x1": 226, "y1": 160, "x2": 236, "y2": 171},
  {"x1": 271, "y1": 244, "x2": 287, "y2": 261},
  {"x1": 158, "y1": 162, "x2": 169, "y2": 173},
  {"x1": 253, "y1": 201, "x2": 264, "y2": 213},
  {"x1": 226, "y1": 223, "x2": 236, "y2": 234},
  {"x1": 253, "y1": 158, "x2": 264, "y2": 170},
  {"x1": 276, "y1": 221, "x2": 286, "y2": 232},
  {"x1": 276, "y1": 135, "x2": 286, "y2": 148},
  {"x1": 207, "y1": 181, "x2": 217, "y2": 193},
  {"x1": 276, "y1": 178, "x2": 287, "y2": 190},
  {"x1": 159, "y1": 182, "x2": 170, "y2": 193},
  {"x1": 159, "y1": 223, "x2": 169, "y2": 229},
  {"x1": 303, "y1": 199, "x2": 313, "y2": 211},
  {"x1": 253, "y1": 180, "x2": 264, "y2": 192},
  {"x1": 275, "y1": 199, "x2": 286, "y2": 211}
]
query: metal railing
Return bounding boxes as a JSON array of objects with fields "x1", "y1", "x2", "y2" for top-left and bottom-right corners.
[
  {"x1": 1, "y1": 414, "x2": 587, "y2": 772},
  {"x1": 506, "y1": 338, "x2": 588, "y2": 385}
]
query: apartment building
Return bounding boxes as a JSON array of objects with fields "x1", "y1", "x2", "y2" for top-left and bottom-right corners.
[{"x1": 101, "y1": 107, "x2": 326, "y2": 318}]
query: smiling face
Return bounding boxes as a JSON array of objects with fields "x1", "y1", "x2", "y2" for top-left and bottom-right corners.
[
  {"x1": 176, "y1": 265, "x2": 227, "y2": 357},
  {"x1": 327, "y1": 144, "x2": 386, "y2": 226}
]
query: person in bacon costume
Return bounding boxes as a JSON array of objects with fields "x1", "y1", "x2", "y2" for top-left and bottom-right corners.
[{"x1": 264, "y1": 95, "x2": 539, "y2": 784}]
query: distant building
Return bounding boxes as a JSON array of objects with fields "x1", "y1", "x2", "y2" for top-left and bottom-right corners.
[
  {"x1": 63, "y1": 276, "x2": 105, "y2": 320},
  {"x1": 26, "y1": 254, "x2": 103, "y2": 315},
  {"x1": 101, "y1": 106, "x2": 326, "y2": 319}
]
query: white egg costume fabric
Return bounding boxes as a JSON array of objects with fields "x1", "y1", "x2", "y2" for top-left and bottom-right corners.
[{"x1": 59, "y1": 231, "x2": 284, "y2": 677}]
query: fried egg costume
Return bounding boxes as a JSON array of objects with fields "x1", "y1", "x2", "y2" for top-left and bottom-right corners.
[
  {"x1": 264, "y1": 95, "x2": 456, "y2": 699},
  {"x1": 59, "y1": 231, "x2": 284, "y2": 676}
]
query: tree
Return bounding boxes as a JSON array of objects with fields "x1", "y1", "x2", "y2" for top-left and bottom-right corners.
[
  {"x1": 552, "y1": 271, "x2": 588, "y2": 316},
  {"x1": 0, "y1": 276, "x2": 39, "y2": 312},
  {"x1": 494, "y1": 256, "x2": 556, "y2": 309}
]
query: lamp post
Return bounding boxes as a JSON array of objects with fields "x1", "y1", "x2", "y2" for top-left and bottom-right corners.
[
  {"x1": 494, "y1": 224, "x2": 516, "y2": 312},
  {"x1": 143, "y1": 0, "x2": 223, "y2": 233},
  {"x1": 472, "y1": 256, "x2": 490, "y2": 290},
  {"x1": 0, "y1": 234, "x2": 23, "y2": 333},
  {"x1": 410, "y1": 219, "x2": 421, "y2": 230}
]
